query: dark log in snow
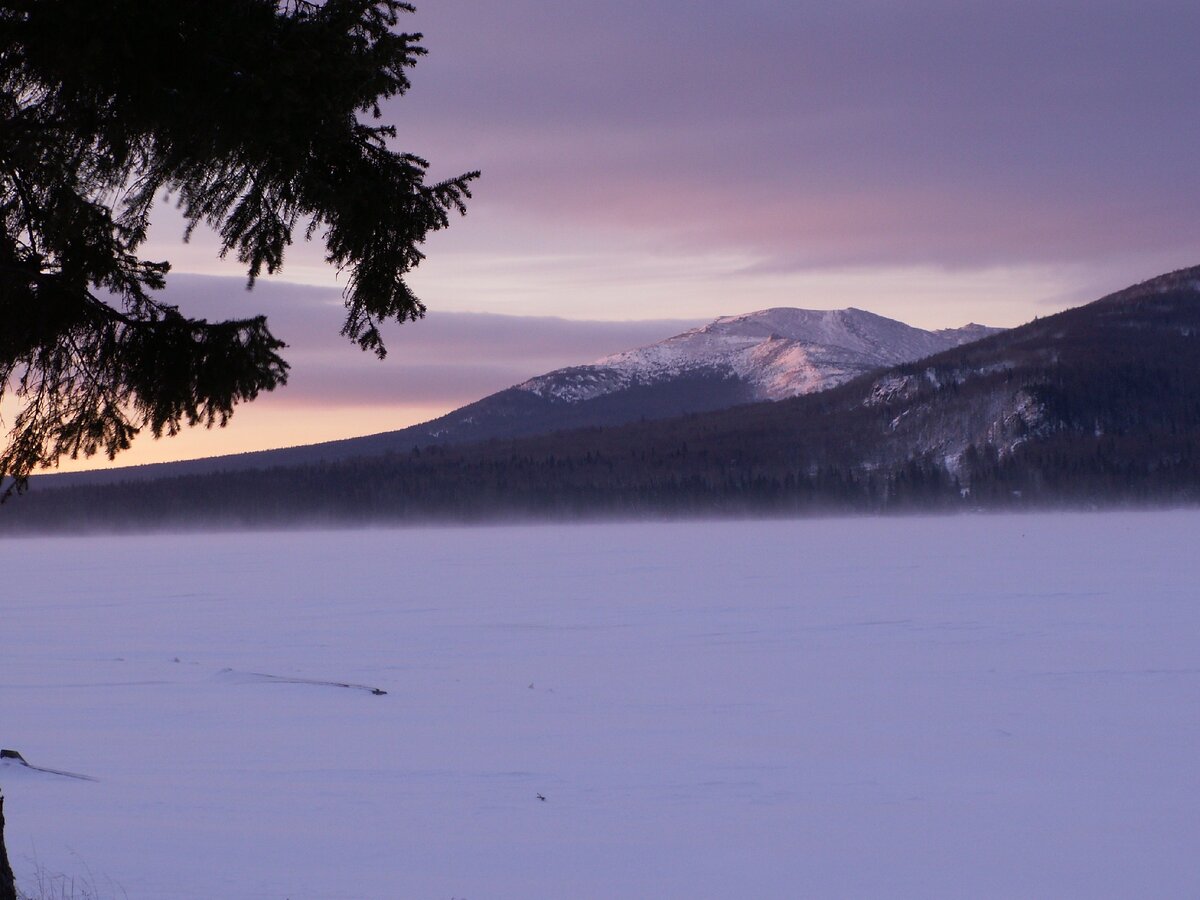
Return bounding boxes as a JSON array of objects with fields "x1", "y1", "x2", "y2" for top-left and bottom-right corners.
[{"x1": 0, "y1": 792, "x2": 16, "y2": 900}]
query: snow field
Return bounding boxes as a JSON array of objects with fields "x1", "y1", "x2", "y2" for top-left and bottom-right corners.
[{"x1": 2, "y1": 512, "x2": 1199, "y2": 898}]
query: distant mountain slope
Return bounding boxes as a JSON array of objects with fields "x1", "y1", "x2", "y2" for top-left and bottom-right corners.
[
  {"x1": 8, "y1": 264, "x2": 1200, "y2": 530},
  {"x1": 35, "y1": 307, "x2": 998, "y2": 488},
  {"x1": 516, "y1": 307, "x2": 993, "y2": 403}
]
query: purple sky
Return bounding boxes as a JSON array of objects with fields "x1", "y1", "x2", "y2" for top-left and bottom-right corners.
[
  {"x1": 111, "y1": 0, "x2": 1200, "y2": 466},
  {"x1": 397, "y1": 0, "x2": 1200, "y2": 272}
]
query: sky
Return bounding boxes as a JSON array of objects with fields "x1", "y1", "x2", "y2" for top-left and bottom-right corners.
[{"x1": 58, "y1": 0, "x2": 1200, "y2": 469}]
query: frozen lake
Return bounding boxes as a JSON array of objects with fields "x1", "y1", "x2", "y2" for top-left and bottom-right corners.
[{"x1": 2, "y1": 512, "x2": 1199, "y2": 898}]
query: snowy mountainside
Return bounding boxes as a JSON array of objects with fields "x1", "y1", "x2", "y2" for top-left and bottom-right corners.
[{"x1": 517, "y1": 307, "x2": 999, "y2": 403}]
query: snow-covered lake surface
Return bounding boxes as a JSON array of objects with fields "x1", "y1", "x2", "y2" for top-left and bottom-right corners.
[{"x1": 2, "y1": 512, "x2": 1198, "y2": 898}]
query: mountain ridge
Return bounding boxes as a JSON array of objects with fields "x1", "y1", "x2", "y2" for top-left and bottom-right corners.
[
  {"x1": 516, "y1": 306, "x2": 996, "y2": 403},
  {"x1": 35, "y1": 305, "x2": 999, "y2": 488}
]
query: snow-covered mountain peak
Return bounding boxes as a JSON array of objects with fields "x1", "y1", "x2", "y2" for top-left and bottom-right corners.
[
  {"x1": 517, "y1": 306, "x2": 1002, "y2": 404},
  {"x1": 699, "y1": 306, "x2": 895, "y2": 343}
]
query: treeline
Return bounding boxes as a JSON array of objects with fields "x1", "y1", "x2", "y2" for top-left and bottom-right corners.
[{"x1": 5, "y1": 427, "x2": 1199, "y2": 533}]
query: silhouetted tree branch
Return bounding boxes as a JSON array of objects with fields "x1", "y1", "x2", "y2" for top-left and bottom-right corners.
[{"x1": 0, "y1": 0, "x2": 478, "y2": 492}]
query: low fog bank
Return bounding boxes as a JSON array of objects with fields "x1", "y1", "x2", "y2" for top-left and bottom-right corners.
[{"x1": 3, "y1": 474, "x2": 1197, "y2": 539}]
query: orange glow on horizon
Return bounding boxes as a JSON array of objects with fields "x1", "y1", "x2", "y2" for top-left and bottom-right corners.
[{"x1": 45, "y1": 401, "x2": 452, "y2": 473}]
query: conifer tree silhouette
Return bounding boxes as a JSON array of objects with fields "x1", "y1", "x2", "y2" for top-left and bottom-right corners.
[{"x1": 0, "y1": 0, "x2": 477, "y2": 493}]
